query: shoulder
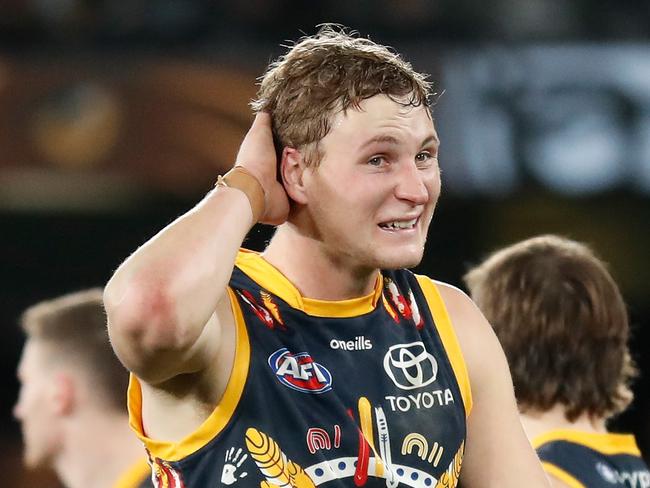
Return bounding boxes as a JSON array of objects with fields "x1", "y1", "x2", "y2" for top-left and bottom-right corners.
[
  {"x1": 413, "y1": 275, "x2": 475, "y2": 312},
  {"x1": 416, "y1": 276, "x2": 511, "y2": 393},
  {"x1": 430, "y1": 280, "x2": 475, "y2": 314},
  {"x1": 415, "y1": 276, "x2": 492, "y2": 344}
]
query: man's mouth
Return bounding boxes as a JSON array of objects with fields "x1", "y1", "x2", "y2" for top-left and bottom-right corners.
[{"x1": 378, "y1": 218, "x2": 418, "y2": 230}]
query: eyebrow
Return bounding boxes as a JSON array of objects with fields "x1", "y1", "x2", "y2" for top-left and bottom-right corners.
[
  {"x1": 361, "y1": 135, "x2": 399, "y2": 147},
  {"x1": 360, "y1": 134, "x2": 440, "y2": 150},
  {"x1": 421, "y1": 134, "x2": 440, "y2": 148}
]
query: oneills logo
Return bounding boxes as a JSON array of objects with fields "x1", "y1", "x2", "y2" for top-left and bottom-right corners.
[
  {"x1": 329, "y1": 335, "x2": 373, "y2": 351},
  {"x1": 268, "y1": 348, "x2": 333, "y2": 394}
]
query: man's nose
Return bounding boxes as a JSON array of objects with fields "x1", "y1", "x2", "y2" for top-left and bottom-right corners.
[{"x1": 394, "y1": 162, "x2": 429, "y2": 204}]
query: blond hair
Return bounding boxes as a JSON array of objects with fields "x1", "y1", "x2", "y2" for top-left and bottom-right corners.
[
  {"x1": 251, "y1": 25, "x2": 433, "y2": 166},
  {"x1": 21, "y1": 288, "x2": 128, "y2": 412}
]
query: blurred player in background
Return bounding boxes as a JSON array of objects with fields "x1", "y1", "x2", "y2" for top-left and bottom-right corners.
[
  {"x1": 14, "y1": 289, "x2": 152, "y2": 488},
  {"x1": 465, "y1": 234, "x2": 650, "y2": 487}
]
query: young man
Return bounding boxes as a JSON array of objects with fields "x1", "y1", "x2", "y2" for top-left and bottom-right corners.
[
  {"x1": 104, "y1": 27, "x2": 549, "y2": 487},
  {"x1": 14, "y1": 289, "x2": 152, "y2": 488},
  {"x1": 464, "y1": 235, "x2": 650, "y2": 488}
]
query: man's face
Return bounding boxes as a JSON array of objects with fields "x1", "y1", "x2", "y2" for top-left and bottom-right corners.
[
  {"x1": 301, "y1": 94, "x2": 441, "y2": 271},
  {"x1": 13, "y1": 340, "x2": 61, "y2": 468}
]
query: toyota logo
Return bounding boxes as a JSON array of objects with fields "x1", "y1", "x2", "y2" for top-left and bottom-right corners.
[{"x1": 383, "y1": 342, "x2": 438, "y2": 390}]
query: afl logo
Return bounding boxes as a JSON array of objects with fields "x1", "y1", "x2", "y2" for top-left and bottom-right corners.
[{"x1": 268, "y1": 348, "x2": 333, "y2": 394}]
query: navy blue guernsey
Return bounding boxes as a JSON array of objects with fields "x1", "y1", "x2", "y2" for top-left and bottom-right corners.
[
  {"x1": 534, "y1": 430, "x2": 650, "y2": 488},
  {"x1": 128, "y1": 250, "x2": 472, "y2": 488}
]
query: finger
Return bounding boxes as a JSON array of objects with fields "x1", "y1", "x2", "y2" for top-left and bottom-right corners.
[{"x1": 236, "y1": 453, "x2": 248, "y2": 467}]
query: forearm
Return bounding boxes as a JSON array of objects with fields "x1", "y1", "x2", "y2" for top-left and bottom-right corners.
[
  {"x1": 104, "y1": 186, "x2": 253, "y2": 362},
  {"x1": 105, "y1": 112, "x2": 287, "y2": 381}
]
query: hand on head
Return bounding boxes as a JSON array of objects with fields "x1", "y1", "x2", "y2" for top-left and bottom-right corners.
[{"x1": 235, "y1": 112, "x2": 290, "y2": 225}]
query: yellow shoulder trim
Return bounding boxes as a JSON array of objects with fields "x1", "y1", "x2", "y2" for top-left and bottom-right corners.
[
  {"x1": 235, "y1": 249, "x2": 383, "y2": 317},
  {"x1": 112, "y1": 458, "x2": 150, "y2": 488},
  {"x1": 542, "y1": 462, "x2": 586, "y2": 488},
  {"x1": 415, "y1": 275, "x2": 473, "y2": 417},
  {"x1": 533, "y1": 429, "x2": 642, "y2": 456},
  {"x1": 127, "y1": 288, "x2": 250, "y2": 461}
]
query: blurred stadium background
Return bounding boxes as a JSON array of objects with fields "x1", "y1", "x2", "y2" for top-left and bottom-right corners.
[{"x1": 1, "y1": 1, "x2": 649, "y2": 485}]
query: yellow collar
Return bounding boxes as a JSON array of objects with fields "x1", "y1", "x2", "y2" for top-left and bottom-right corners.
[
  {"x1": 533, "y1": 429, "x2": 641, "y2": 456},
  {"x1": 234, "y1": 249, "x2": 383, "y2": 317}
]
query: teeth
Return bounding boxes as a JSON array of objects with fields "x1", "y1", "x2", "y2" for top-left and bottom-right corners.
[{"x1": 381, "y1": 218, "x2": 417, "y2": 230}]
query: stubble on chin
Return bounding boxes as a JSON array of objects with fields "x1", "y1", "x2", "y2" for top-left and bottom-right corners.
[{"x1": 376, "y1": 248, "x2": 425, "y2": 271}]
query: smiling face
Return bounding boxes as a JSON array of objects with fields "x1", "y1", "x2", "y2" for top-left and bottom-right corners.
[{"x1": 300, "y1": 95, "x2": 441, "y2": 272}]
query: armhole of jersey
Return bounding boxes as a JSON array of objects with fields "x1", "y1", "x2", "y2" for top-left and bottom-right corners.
[
  {"x1": 541, "y1": 461, "x2": 587, "y2": 488},
  {"x1": 112, "y1": 458, "x2": 150, "y2": 488},
  {"x1": 415, "y1": 275, "x2": 473, "y2": 418},
  {"x1": 127, "y1": 287, "x2": 250, "y2": 461}
]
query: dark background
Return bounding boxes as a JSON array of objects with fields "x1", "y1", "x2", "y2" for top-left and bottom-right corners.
[{"x1": 1, "y1": 1, "x2": 649, "y2": 485}]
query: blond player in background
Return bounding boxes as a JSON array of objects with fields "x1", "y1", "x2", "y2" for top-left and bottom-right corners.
[{"x1": 14, "y1": 289, "x2": 152, "y2": 488}]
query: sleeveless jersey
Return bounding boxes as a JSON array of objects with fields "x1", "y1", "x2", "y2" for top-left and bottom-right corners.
[
  {"x1": 114, "y1": 458, "x2": 153, "y2": 488},
  {"x1": 128, "y1": 249, "x2": 472, "y2": 488},
  {"x1": 534, "y1": 430, "x2": 650, "y2": 488}
]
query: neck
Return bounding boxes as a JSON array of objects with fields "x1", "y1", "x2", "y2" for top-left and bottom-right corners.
[
  {"x1": 54, "y1": 409, "x2": 145, "y2": 488},
  {"x1": 520, "y1": 404, "x2": 608, "y2": 442},
  {"x1": 263, "y1": 223, "x2": 378, "y2": 300}
]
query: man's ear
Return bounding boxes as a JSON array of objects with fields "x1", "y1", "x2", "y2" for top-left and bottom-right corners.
[
  {"x1": 280, "y1": 147, "x2": 309, "y2": 204},
  {"x1": 51, "y1": 372, "x2": 75, "y2": 416}
]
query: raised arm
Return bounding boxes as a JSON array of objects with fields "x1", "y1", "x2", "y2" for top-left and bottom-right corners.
[
  {"x1": 104, "y1": 113, "x2": 288, "y2": 385},
  {"x1": 437, "y1": 283, "x2": 551, "y2": 488}
]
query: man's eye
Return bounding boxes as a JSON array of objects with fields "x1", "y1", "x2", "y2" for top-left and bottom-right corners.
[
  {"x1": 416, "y1": 152, "x2": 437, "y2": 168},
  {"x1": 368, "y1": 156, "x2": 386, "y2": 167}
]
